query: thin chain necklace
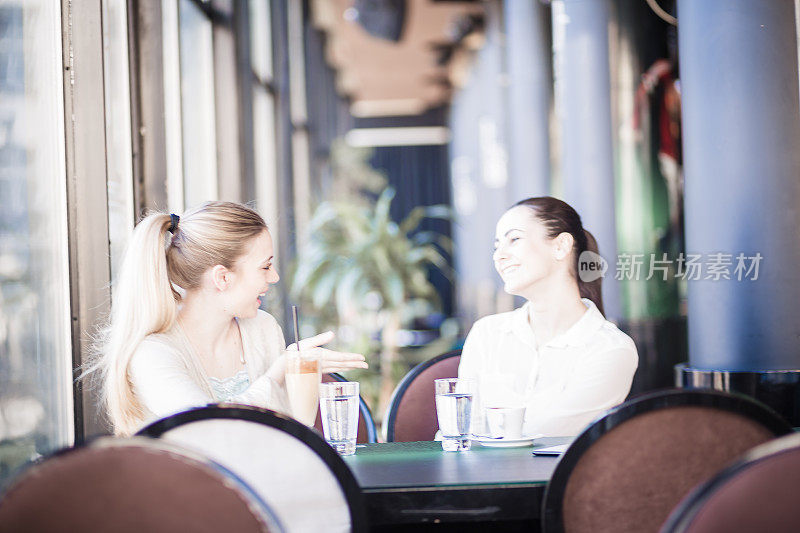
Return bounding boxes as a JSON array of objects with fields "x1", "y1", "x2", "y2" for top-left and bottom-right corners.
[{"x1": 177, "y1": 317, "x2": 246, "y2": 372}]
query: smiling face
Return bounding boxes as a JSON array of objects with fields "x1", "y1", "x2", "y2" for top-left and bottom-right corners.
[
  {"x1": 224, "y1": 229, "x2": 280, "y2": 318},
  {"x1": 493, "y1": 206, "x2": 562, "y2": 298}
]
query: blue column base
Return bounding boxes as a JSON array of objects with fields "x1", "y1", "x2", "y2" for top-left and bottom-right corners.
[{"x1": 675, "y1": 364, "x2": 800, "y2": 426}]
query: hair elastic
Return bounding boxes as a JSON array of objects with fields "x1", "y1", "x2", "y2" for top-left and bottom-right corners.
[{"x1": 168, "y1": 213, "x2": 180, "y2": 233}]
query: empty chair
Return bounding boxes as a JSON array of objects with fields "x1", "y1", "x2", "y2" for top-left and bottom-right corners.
[
  {"x1": 661, "y1": 432, "x2": 800, "y2": 533},
  {"x1": 138, "y1": 404, "x2": 367, "y2": 532},
  {"x1": 384, "y1": 350, "x2": 460, "y2": 442},
  {"x1": 542, "y1": 389, "x2": 792, "y2": 533},
  {"x1": 0, "y1": 437, "x2": 282, "y2": 532},
  {"x1": 313, "y1": 372, "x2": 377, "y2": 443}
]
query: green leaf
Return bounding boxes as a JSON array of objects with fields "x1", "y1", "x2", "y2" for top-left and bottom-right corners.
[
  {"x1": 399, "y1": 206, "x2": 426, "y2": 235},
  {"x1": 412, "y1": 231, "x2": 454, "y2": 254},
  {"x1": 383, "y1": 273, "x2": 404, "y2": 308},
  {"x1": 311, "y1": 267, "x2": 341, "y2": 309},
  {"x1": 373, "y1": 187, "x2": 396, "y2": 235},
  {"x1": 421, "y1": 204, "x2": 453, "y2": 220}
]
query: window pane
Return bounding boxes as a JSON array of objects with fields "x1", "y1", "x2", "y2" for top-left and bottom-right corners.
[
  {"x1": 101, "y1": 0, "x2": 134, "y2": 281},
  {"x1": 162, "y1": 0, "x2": 184, "y2": 213},
  {"x1": 249, "y1": 0, "x2": 272, "y2": 82},
  {"x1": 252, "y1": 85, "x2": 279, "y2": 267},
  {"x1": 0, "y1": 0, "x2": 73, "y2": 482},
  {"x1": 178, "y1": 0, "x2": 217, "y2": 208}
]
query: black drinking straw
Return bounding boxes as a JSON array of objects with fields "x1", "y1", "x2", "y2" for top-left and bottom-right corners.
[{"x1": 291, "y1": 305, "x2": 300, "y2": 350}]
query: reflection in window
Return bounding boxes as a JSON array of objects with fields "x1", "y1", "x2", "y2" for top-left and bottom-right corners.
[
  {"x1": 178, "y1": 0, "x2": 218, "y2": 208},
  {"x1": 0, "y1": 1, "x2": 73, "y2": 482}
]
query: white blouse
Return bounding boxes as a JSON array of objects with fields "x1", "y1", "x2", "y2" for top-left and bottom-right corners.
[
  {"x1": 459, "y1": 299, "x2": 638, "y2": 437},
  {"x1": 128, "y1": 310, "x2": 291, "y2": 431}
]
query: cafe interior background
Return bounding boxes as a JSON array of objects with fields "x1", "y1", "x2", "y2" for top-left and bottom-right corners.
[{"x1": 1, "y1": 0, "x2": 799, "y2": 484}]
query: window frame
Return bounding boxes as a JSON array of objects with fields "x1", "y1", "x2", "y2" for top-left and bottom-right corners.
[{"x1": 60, "y1": 0, "x2": 113, "y2": 440}]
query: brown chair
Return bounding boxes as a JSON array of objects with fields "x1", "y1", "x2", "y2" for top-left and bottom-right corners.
[
  {"x1": 661, "y1": 432, "x2": 800, "y2": 533},
  {"x1": 541, "y1": 389, "x2": 793, "y2": 533},
  {"x1": 0, "y1": 437, "x2": 282, "y2": 532},
  {"x1": 384, "y1": 350, "x2": 461, "y2": 442},
  {"x1": 313, "y1": 372, "x2": 377, "y2": 443}
]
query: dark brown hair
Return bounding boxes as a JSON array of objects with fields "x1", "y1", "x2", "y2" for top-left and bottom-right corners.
[{"x1": 513, "y1": 197, "x2": 604, "y2": 315}]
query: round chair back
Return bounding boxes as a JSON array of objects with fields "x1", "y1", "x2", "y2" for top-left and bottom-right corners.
[
  {"x1": 0, "y1": 437, "x2": 282, "y2": 532},
  {"x1": 138, "y1": 405, "x2": 367, "y2": 532},
  {"x1": 542, "y1": 389, "x2": 793, "y2": 533},
  {"x1": 384, "y1": 350, "x2": 461, "y2": 442},
  {"x1": 662, "y1": 432, "x2": 800, "y2": 533}
]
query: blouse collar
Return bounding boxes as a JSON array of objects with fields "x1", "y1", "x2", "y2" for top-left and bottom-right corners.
[{"x1": 509, "y1": 298, "x2": 606, "y2": 350}]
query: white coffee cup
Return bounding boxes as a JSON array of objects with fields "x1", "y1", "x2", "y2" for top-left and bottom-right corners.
[{"x1": 484, "y1": 406, "x2": 526, "y2": 439}]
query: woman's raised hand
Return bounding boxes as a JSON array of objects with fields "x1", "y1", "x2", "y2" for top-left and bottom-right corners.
[{"x1": 287, "y1": 331, "x2": 369, "y2": 374}]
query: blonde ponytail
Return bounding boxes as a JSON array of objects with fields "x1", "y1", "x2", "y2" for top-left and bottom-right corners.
[
  {"x1": 90, "y1": 202, "x2": 267, "y2": 435},
  {"x1": 97, "y1": 213, "x2": 178, "y2": 435}
]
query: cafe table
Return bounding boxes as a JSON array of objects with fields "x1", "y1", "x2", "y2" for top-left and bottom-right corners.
[{"x1": 342, "y1": 437, "x2": 573, "y2": 530}]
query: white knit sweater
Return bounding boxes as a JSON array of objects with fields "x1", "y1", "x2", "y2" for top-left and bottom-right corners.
[{"x1": 128, "y1": 309, "x2": 290, "y2": 431}]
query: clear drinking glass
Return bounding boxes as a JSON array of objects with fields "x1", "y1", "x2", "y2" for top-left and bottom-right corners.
[
  {"x1": 435, "y1": 378, "x2": 475, "y2": 451},
  {"x1": 319, "y1": 381, "x2": 360, "y2": 456},
  {"x1": 285, "y1": 351, "x2": 321, "y2": 426}
]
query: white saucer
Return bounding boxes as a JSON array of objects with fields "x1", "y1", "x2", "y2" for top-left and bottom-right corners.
[{"x1": 472, "y1": 434, "x2": 542, "y2": 448}]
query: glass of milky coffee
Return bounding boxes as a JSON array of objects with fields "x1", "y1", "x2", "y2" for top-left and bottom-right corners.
[{"x1": 285, "y1": 350, "x2": 321, "y2": 426}]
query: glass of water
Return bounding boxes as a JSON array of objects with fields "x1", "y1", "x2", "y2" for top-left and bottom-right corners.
[
  {"x1": 434, "y1": 378, "x2": 475, "y2": 451},
  {"x1": 319, "y1": 381, "x2": 360, "y2": 455}
]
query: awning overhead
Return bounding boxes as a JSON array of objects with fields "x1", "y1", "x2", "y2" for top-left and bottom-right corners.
[{"x1": 311, "y1": 0, "x2": 485, "y2": 117}]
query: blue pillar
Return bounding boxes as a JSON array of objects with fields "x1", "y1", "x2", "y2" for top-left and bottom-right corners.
[
  {"x1": 504, "y1": 0, "x2": 551, "y2": 200},
  {"x1": 552, "y1": 0, "x2": 621, "y2": 320},
  {"x1": 679, "y1": 0, "x2": 800, "y2": 371},
  {"x1": 677, "y1": 0, "x2": 800, "y2": 424},
  {"x1": 450, "y1": 2, "x2": 514, "y2": 325}
]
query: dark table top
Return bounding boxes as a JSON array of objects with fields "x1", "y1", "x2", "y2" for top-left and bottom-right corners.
[
  {"x1": 342, "y1": 437, "x2": 573, "y2": 527},
  {"x1": 344, "y1": 438, "x2": 570, "y2": 489}
]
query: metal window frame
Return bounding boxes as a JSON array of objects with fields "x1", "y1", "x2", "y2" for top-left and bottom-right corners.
[
  {"x1": 270, "y1": 0, "x2": 296, "y2": 324},
  {"x1": 60, "y1": 0, "x2": 113, "y2": 441},
  {"x1": 129, "y1": 0, "x2": 169, "y2": 213},
  {"x1": 234, "y1": 0, "x2": 256, "y2": 202},
  {"x1": 288, "y1": 0, "x2": 311, "y2": 249}
]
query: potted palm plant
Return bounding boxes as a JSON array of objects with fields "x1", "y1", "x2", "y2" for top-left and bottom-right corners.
[{"x1": 290, "y1": 186, "x2": 452, "y2": 415}]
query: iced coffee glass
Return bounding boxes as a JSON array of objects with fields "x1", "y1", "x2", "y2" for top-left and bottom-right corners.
[{"x1": 285, "y1": 351, "x2": 321, "y2": 426}]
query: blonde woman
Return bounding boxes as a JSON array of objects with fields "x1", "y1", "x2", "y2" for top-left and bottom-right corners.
[{"x1": 95, "y1": 201, "x2": 367, "y2": 436}]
